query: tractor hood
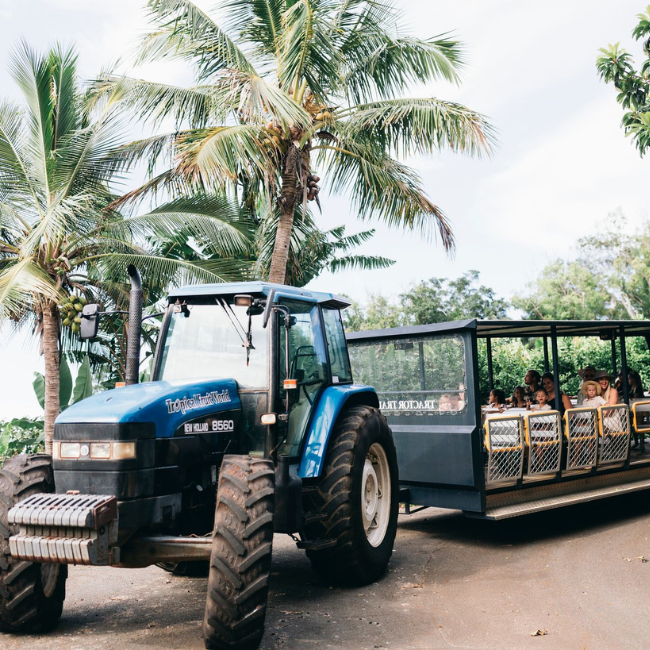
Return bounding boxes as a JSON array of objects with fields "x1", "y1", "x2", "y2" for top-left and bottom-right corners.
[{"x1": 55, "y1": 379, "x2": 241, "y2": 435}]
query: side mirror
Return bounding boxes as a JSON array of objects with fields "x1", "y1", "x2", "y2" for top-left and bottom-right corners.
[{"x1": 80, "y1": 304, "x2": 100, "y2": 340}]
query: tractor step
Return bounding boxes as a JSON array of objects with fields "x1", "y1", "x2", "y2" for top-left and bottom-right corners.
[{"x1": 296, "y1": 538, "x2": 337, "y2": 551}]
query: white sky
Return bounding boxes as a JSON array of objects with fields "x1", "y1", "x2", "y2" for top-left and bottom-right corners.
[{"x1": 1, "y1": 0, "x2": 649, "y2": 419}]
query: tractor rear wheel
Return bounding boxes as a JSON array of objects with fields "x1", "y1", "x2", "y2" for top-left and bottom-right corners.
[
  {"x1": 0, "y1": 454, "x2": 67, "y2": 633},
  {"x1": 304, "y1": 405, "x2": 398, "y2": 585},
  {"x1": 203, "y1": 455, "x2": 274, "y2": 650}
]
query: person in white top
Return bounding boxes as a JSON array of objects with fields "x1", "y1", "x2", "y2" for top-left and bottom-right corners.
[
  {"x1": 581, "y1": 381, "x2": 606, "y2": 408},
  {"x1": 528, "y1": 389, "x2": 552, "y2": 411}
]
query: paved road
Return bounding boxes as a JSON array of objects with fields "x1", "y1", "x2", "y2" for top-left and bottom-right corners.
[{"x1": 3, "y1": 492, "x2": 650, "y2": 649}]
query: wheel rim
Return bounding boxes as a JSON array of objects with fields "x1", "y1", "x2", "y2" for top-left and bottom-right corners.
[
  {"x1": 41, "y1": 563, "x2": 59, "y2": 598},
  {"x1": 361, "y1": 443, "x2": 391, "y2": 547}
]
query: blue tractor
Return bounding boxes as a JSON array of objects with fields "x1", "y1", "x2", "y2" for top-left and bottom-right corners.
[{"x1": 0, "y1": 268, "x2": 398, "y2": 649}]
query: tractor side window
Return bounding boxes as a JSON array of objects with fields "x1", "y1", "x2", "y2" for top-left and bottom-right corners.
[
  {"x1": 278, "y1": 301, "x2": 328, "y2": 458},
  {"x1": 322, "y1": 308, "x2": 352, "y2": 384}
]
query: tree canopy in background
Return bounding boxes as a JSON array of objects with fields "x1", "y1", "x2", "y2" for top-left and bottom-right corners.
[
  {"x1": 95, "y1": 0, "x2": 495, "y2": 285},
  {"x1": 344, "y1": 270, "x2": 508, "y2": 331},
  {"x1": 597, "y1": 5, "x2": 650, "y2": 155},
  {"x1": 513, "y1": 212, "x2": 650, "y2": 321}
]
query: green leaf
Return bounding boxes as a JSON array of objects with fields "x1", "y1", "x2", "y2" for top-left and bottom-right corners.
[
  {"x1": 59, "y1": 355, "x2": 73, "y2": 410},
  {"x1": 32, "y1": 372, "x2": 45, "y2": 409},
  {"x1": 72, "y1": 356, "x2": 93, "y2": 404}
]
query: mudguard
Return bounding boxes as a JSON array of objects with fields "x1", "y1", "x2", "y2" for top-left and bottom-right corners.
[{"x1": 298, "y1": 384, "x2": 379, "y2": 478}]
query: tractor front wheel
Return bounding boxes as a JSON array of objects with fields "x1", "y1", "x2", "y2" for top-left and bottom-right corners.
[
  {"x1": 304, "y1": 405, "x2": 399, "y2": 585},
  {"x1": 0, "y1": 454, "x2": 67, "y2": 633},
  {"x1": 203, "y1": 455, "x2": 274, "y2": 650}
]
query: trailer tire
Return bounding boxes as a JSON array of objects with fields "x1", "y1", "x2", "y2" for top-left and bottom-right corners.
[
  {"x1": 203, "y1": 455, "x2": 274, "y2": 650},
  {"x1": 304, "y1": 405, "x2": 398, "y2": 586},
  {"x1": 0, "y1": 454, "x2": 67, "y2": 633}
]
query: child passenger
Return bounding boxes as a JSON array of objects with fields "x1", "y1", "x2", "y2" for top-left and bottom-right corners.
[
  {"x1": 581, "y1": 380, "x2": 606, "y2": 408},
  {"x1": 488, "y1": 389, "x2": 506, "y2": 411},
  {"x1": 528, "y1": 389, "x2": 551, "y2": 411}
]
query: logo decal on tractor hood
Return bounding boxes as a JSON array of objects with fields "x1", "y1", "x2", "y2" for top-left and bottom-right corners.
[{"x1": 166, "y1": 389, "x2": 231, "y2": 415}]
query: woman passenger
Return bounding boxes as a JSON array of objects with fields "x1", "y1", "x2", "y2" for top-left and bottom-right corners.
[
  {"x1": 595, "y1": 370, "x2": 618, "y2": 406},
  {"x1": 627, "y1": 369, "x2": 645, "y2": 399},
  {"x1": 541, "y1": 372, "x2": 572, "y2": 415}
]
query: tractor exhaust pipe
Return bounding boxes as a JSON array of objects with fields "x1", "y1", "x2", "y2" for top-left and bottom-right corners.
[{"x1": 125, "y1": 265, "x2": 143, "y2": 386}]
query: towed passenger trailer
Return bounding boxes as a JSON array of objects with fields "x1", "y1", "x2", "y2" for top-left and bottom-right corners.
[{"x1": 347, "y1": 319, "x2": 650, "y2": 520}]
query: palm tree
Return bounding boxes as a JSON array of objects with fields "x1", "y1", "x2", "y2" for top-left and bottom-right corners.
[
  {"x1": 95, "y1": 0, "x2": 496, "y2": 284},
  {"x1": 0, "y1": 43, "x2": 252, "y2": 451}
]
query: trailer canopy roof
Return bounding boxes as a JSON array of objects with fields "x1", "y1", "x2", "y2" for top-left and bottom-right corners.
[{"x1": 346, "y1": 319, "x2": 650, "y2": 341}]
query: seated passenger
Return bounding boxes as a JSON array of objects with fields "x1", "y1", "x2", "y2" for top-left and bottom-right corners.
[
  {"x1": 523, "y1": 370, "x2": 541, "y2": 402},
  {"x1": 581, "y1": 380, "x2": 606, "y2": 408},
  {"x1": 576, "y1": 366, "x2": 597, "y2": 405},
  {"x1": 541, "y1": 372, "x2": 572, "y2": 415},
  {"x1": 528, "y1": 389, "x2": 551, "y2": 411},
  {"x1": 488, "y1": 389, "x2": 506, "y2": 411},
  {"x1": 595, "y1": 370, "x2": 618, "y2": 406},
  {"x1": 627, "y1": 369, "x2": 645, "y2": 399},
  {"x1": 439, "y1": 394, "x2": 453, "y2": 411},
  {"x1": 510, "y1": 386, "x2": 527, "y2": 408}
]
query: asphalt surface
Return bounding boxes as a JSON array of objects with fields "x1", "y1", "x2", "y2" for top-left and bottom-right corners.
[{"x1": 3, "y1": 492, "x2": 650, "y2": 650}]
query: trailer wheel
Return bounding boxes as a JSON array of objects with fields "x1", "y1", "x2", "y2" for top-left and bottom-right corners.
[
  {"x1": 304, "y1": 405, "x2": 398, "y2": 585},
  {"x1": 0, "y1": 454, "x2": 67, "y2": 633},
  {"x1": 203, "y1": 455, "x2": 274, "y2": 650}
]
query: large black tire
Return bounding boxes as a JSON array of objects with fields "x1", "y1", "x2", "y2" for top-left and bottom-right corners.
[
  {"x1": 0, "y1": 454, "x2": 67, "y2": 633},
  {"x1": 203, "y1": 455, "x2": 274, "y2": 650},
  {"x1": 304, "y1": 405, "x2": 399, "y2": 586}
]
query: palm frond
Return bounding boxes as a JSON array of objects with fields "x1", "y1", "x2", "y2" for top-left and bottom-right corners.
[
  {"x1": 0, "y1": 101, "x2": 39, "y2": 203},
  {"x1": 175, "y1": 124, "x2": 272, "y2": 184},
  {"x1": 48, "y1": 43, "x2": 80, "y2": 146},
  {"x1": 320, "y1": 141, "x2": 454, "y2": 248},
  {"x1": 341, "y1": 98, "x2": 495, "y2": 157},
  {"x1": 279, "y1": 0, "x2": 341, "y2": 100},
  {"x1": 214, "y1": 71, "x2": 312, "y2": 127},
  {"x1": 142, "y1": 0, "x2": 256, "y2": 77},
  {"x1": 20, "y1": 193, "x2": 96, "y2": 254},
  {"x1": 329, "y1": 254, "x2": 394, "y2": 273},
  {"x1": 342, "y1": 33, "x2": 465, "y2": 102},
  {"x1": 95, "y1": 252, "x2": 251, "y2": 287},
  {"x1": 224, "y1": 0, "x2": 284, "y2": 59},
  {"x1": 104, "y1": 195, "x2": 253, "y2": 257},
  {"x1": 90, "y1": 75, "x2": 216, "y2": 129},
  {"x1": 8, "y1": 40, "x2": 55, "y2": 195},
  {"x1": 0, "y1": 258, "x2": 60, "y2": 318}
]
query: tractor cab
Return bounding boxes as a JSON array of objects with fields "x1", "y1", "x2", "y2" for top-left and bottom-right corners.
[{"x1": 154, "y1": 282, "x2": 354, "y2": 462}]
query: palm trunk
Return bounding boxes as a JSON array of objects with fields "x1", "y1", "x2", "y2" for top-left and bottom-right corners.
[
  {"x1": 42, "y1": 302, "x2": 60, "y2": 455},
  {"x1": 268, "y1": 145, "x2": 302, "y2": 285}
]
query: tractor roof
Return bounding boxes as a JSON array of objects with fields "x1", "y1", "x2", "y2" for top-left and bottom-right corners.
[{"x1": 168, "y1": 282, "x2": 351, "y2": 310}]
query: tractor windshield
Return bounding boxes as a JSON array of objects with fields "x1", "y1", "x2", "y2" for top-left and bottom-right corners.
[{"x1": 158, "y1": 302, "x2": 268, "y2": 388}]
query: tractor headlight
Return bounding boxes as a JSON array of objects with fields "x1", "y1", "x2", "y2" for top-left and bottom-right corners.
[
  {"x1": 112, "y1": 442, "x2": 136, "y2": 460},
  {"x1": 90, "y1": 443, "x2": 111, "y2": 459},
  {"x1": 60, "y1": 443, "x2": 81, "y2": 459}
]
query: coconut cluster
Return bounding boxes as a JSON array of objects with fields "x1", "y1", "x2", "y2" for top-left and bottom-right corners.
[{"x1": 60, "y1": 295, "x2": 87, "y2": 333}]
